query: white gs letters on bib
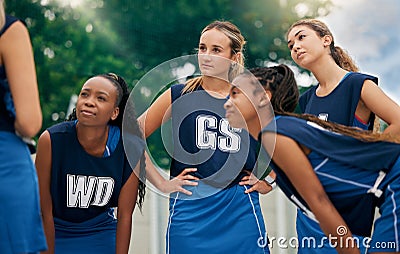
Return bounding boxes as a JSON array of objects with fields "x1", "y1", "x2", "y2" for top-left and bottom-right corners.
[{"x1": 196, "y1": 115, "x2": 240, "y2": 152}]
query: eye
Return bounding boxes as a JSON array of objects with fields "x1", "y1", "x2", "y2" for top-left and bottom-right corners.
[
  {"x1": 212, "y1": 47, "x2": 221, "y2": 53},
  {"x1": 299, "y1": 34, "x2": 305, "y2": 40},
  {"x1": 80, "y1": 91, "x2": 88, "y2": 97},
  {"x1": 288, "y1": 43, "x2": 293, "y2": 50},
  {"x1": 198, "y1": 45, "x2": 206, "y2": 52},
  {"x1": 98, "y1": 96, "x2": 106, "y2": 101},
  {"x1": 230, "y1": 87, "x2": 239, "y2": 97}
]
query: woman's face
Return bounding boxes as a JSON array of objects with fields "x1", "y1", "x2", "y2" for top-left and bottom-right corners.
[
  {"x1": 287, "y1": 25, "x2": 327, "y2": 69},
  {"x1": 224, "y1": 75, "x2": 260, "y2": 130},
  {"x1": 76, "y1": 76, "x2": 119, "y2": 127},
  {"x1": 197, "y1": 28, "x2": 236, "y2": 80}
]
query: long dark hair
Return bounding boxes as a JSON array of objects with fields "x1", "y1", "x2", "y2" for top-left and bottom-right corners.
[
  {"x1": 287, "y1": 19, "x2": 359, "y2": 72},
  {"x1": 67, "y1": 73, "x2": 146, "y2": 210}
]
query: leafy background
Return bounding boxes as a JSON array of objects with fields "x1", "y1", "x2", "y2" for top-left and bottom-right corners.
[{"x1": 6, "y1": 0, "x2": 334, "y2": 167}]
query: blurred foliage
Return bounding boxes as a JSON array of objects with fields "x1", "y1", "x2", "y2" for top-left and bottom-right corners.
[{"x1": 5, "y1": 0, "x2": 333, "y2": 167}]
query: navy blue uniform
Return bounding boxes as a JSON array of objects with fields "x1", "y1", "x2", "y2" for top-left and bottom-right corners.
[
  {"x1": 299, "y1": 72, "x2": 377, "y2": 129},
  {"x1": 297, "y1": 72, "x2": 378, "y2": 252},
  {"x1": 48, "y1": 121, "x2": 143, "y2": 253},
  {"x1": 166, "y1": 84, "x2": 269, "y2": 254},
  {"x1": 0, "y1": 15, "x2": 47, "y2": 254},
  {"x1": 263, "y1": 116, "x2": 400, "y2": 252}
]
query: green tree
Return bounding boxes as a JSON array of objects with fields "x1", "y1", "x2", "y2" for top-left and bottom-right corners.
[{"x1": 6, "y1": 0, "x2": 332, "y2": 167}]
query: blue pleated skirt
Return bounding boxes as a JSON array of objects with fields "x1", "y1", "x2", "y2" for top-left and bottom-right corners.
[
  {"x1": 0, "y1": 131, "x2": 47, "y2": 253},
  {"x1": 54, "y1": 209, "x2": 117, "y2": 254},
  {"x1": 166, "y1": 182, "x2": 270, "y2": 254}
]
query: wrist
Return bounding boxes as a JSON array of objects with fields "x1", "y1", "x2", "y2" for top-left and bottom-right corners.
[{"x1": 264, "y1": 175, "x2": 277, "y2": 190}]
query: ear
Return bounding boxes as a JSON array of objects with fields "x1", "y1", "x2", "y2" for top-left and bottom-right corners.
[
  {"x1": 259, "y1": 90, "x2": 272, "y2": 108},
  {"x1": 322, "y1": 35, "x2": 332, "y2": 47},
  {"x1": 111, "y1": 107, "x2": 120, "y2": 121},
  {"x1": 233, "y1": 52, "x2": 242, "y2": 63}
]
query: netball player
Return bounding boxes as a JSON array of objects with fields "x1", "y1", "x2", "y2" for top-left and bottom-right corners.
[
  {"x1": 35, "y1": 74, "x2": 146, "y2": 253},
  {"x1": 225, "y1": 66, "x2": 400, "y2": 254},
  {"x1": 0, "y1": 3, "x2": 46, "y2": 252},
  {"x1": 287, "y1": 18, "x2": 400, "y2": 253},
  {"x1": 139, "y1": 21, "x2": 269, "y2": 254}
]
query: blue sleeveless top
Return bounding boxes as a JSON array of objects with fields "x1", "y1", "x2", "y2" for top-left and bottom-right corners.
[
  {"x1": 170, "y1": 84, "x2": 258, "y2": 188},
  {"x1": 299, "y1": 72, "x2": 378, "y2": 130},
  {"x1": 262, "y1": 116, "x2": 400, "y2": 236},
  {"x1": 48, "y1": 121, "x2": 144, "y2": 223},
  {"x1": 0, "y1": 15, "x2": 21, "y2": 132}
]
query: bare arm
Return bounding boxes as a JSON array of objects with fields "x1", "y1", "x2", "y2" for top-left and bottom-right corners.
[
  {"x1": 115, "y1": 164, "x2": 140, "y2": 254},
  {"x1": 138, "y1": 88, "x2": 172, "y2": 138},
  {"x1": 144, "y1": 151, "x2": 198, "y2": 195},
  {"x1": 1, "y1": 21, "x2": 42, "y2": 137},
  {"x1": 359, "y1": 80, "x2": 400, "y2": 135},
  {"x1": 35, "y1": 131, "x2": 55, "y2": 254},
  {"x1": 262, "y1": 132, "x2": 359, "y2": 254},
  {"x1": 137, "y1": 89, "x2": 198, "y2": 194}
]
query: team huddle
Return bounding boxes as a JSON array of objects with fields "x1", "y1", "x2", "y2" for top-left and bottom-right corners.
[{"x1": 1, "y1": 2, "x2": 400, "y2": 253}]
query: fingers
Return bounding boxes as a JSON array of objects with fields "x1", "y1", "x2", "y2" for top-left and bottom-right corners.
[
  {"x1": 243, "y1": 181, "x2": 272, "y2": 194},
  {"x1": 239, "y1": 179, "x2": 250, "y2": 186},
  {"x1": 183, "y1": 179, "x2": 198, "y2": 186},
  {"x1": 244, "y1": 185, "x2": 256, "y2": 194},
  {"x1": 177, "y1": 168, "x2": 199, "y2": 179},
  {"x1": 177, "y1": 187, "x2": 192, "y2": 196}
]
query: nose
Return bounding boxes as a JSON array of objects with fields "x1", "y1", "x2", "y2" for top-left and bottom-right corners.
[
  {"x1": 84, "y1": 96, "x2": 95, "y2": 107},
  {"x1": 199, "y1": 52, "x2": 212, "y2": 61},
  {"x1": 223, "y1": 99, "x2": 232, "y2": 110},
  {"x1": 292, "y1": 42, "x2": 300, "y2": 52}
]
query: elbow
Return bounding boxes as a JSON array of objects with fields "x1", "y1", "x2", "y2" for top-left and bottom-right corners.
[
  {"x1": 307, "y1": 191, "x2": 333, "y2": 212},
  {"x1": 15, "y1": 113, "x2": 43, "y2": 137}
]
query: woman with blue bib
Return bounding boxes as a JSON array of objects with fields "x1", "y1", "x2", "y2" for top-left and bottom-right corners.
[
  {"x1": 0, "y1": 2, "x2": 47, "y2": 253},
  {"x1": 225, "y1": 66, "x2": 400, "y2": 254},
  {"x1": 35, "y1": 73, "x2": 146, "y2": 253},
  {"x1": 286, "y1": 18, "x2": 400, "y2": 253},
  {"x1": 139, "y1": 21, "x2": 269, "y2": 254}
]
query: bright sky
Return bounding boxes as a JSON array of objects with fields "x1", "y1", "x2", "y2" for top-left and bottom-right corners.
[{"x1": 320, "y1": 0, "x2": 400, "y2": 104}]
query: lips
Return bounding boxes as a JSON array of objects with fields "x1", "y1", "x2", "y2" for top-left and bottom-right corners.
[
  {"x1": 80, "y1": 110, "x2": 95, "y2": 117},
  {"x1": 225, "y1": 110, "x2": 234, "y2": 118},
  {"x1": 201, "y1": 63, "x2": 213, "y2": 69},
  {"x1": 297, "y1": 52, "x2": 305, "y2": 59}
]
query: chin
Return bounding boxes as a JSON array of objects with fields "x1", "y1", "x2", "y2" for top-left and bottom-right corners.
[{"x1": 228, "y1": 119, "x2": 245, "y2": 129}]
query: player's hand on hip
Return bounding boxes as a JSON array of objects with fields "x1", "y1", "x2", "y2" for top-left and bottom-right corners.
[
  {"x1": 239, "y1": 170, "x2": 274, "y2": 194},
  {"x1": 166, "y1": 168, "x2": 199, "y2": 195}
]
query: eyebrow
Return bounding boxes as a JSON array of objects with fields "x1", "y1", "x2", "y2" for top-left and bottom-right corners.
[
  {"x1": 81, "y1": 87, "x2": 110, "y2": 96},
  {"x1": 287, "y1": 29, "x2": 304, "y2": 45},
  {"x1": 199, "y1": 43, "x2": 224, "y2": 49}
]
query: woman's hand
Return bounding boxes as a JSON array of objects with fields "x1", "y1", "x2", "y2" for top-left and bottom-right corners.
[
  {"x1": 239, "y1": 171, "x2": 274, "y2": 194},
  {"x1": 162, "y1": 168, "x2": 199, "y2": 195}
]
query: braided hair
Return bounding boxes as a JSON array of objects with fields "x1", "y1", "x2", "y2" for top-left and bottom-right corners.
[
  {"x1": 249, "y1": 64, "x2": 299, "y2": 114},
  {"x1": 67, "y1": 73, "x2": 146, "y2": 211}
]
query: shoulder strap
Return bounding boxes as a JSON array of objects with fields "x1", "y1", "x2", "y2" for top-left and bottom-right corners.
[
  {"x1": 345, "y1": 72, "x2": 378, "y2": 130},
  {"x1": 0, "y1": 15, "x2": 22, "y2": 37},
  {"x1": 170, "y1": 84, "x2": 185, "y2": 102},
  {"x1": 298, "y1": 86, "x2": 316, "y2": 113}
]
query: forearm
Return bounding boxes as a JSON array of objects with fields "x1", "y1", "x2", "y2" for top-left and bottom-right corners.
[
  {"x1": 382, "y1": 123, "x2": 400, "y2": 136},
  {"x1": 116, "y1": 215, "x2": 133, "y2": 254},
  {"x1": 310, "y1": 198, "x2": 359, "y2": 254},
  {"x1": 41, "y1": 214, "x2": 55, "y2": 254},
  {"x1": 144, "y1": 152, "x2": 168, "y2": 192}
]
